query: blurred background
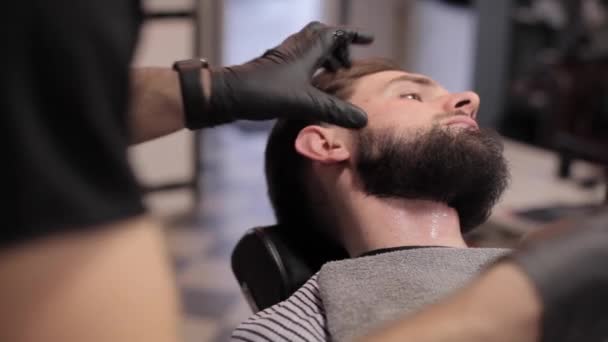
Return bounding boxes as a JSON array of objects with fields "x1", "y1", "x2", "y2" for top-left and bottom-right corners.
[{"x1": 130, "y1": 0, "x2": 607, "y2": 340}]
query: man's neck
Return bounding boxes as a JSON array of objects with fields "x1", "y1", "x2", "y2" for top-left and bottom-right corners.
[{"x1": 336, "y1": 193, "x2": 467, "y2": 257}]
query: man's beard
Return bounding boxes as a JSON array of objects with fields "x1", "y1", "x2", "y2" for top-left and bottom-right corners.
[{"x1": 355, "y1": 124, "x2": 509, "y2": 232}]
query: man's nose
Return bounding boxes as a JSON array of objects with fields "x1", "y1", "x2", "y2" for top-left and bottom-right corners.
[{"x1": 443, "y1": 91, "x2": 480, "y2": 119}]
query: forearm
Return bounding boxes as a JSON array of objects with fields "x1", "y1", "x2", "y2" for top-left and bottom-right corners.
[
  {"x1": 0, "y1": 216, "x2": 180, "y2": 342},
  {"x1": 128, "y1": 67, "x2": 211, "y2": 144},
  {"x1": 360, "y1": 262, "x2": 541, "y2": 342}
]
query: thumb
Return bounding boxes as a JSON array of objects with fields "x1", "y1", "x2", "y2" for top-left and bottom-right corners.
[{"x1": 300, "y1": 87, "x2": 368, "y2": 128}]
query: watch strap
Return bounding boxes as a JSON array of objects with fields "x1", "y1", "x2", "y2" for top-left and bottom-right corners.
[{"x1": 172, "y1": 58, "x2": 209, "y2": 129}]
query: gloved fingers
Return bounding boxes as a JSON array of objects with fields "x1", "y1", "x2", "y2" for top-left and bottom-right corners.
[
  {"x1": 272, "y1": 21, "x2": 325, "y2": 53},
  {"x1": 298, "y1": 21, "x2": 375, "y2": 46},
  {"x1": 319, "y1": 30, "x2": 354, "y2": 70},
  {"x1": 322, "y1": 26, "x2": 373, "y2": 70},
  {"x1": 332, "y1": 27, "x2": 375, "y2": 45},
  {"x1": 322, "y1": 55, "x2": 343, "y2": 72},
  {"x1": 334, "y1": 41, "x2": 351, "y2": 68},
  {"x1": 291, "y1": 88, "x2": 368, "y2": 128},
  {"x1": 350, "y1": 31, "x2": 374, "y2": 44},
  {"x1": 274, "y1": 21, "x2": 373, "y2": 72},
  {"x1": 301, "y1": 20, "x2": 325, "y2": 34}
]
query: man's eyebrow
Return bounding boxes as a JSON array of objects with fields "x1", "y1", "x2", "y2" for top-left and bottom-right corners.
[{"x1": 383, "y1": 74, "x2": 437, "y2": 89}]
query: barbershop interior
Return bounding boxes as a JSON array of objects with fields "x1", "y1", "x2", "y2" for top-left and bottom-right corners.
[
  {"x1": 6, "y1": 0, "x2": 608, "y2": 341},
  {"x1": 130, "y1": 0, "x2": 607, "y2": 340}
]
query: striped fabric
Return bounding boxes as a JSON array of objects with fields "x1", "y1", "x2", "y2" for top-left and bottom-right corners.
[{"x1": 231, "y1": 274, "x2": 328, "y2": 342}]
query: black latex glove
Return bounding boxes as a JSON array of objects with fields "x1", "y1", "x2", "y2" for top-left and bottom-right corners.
[
  {"x1": 507, "y1": 210, "x2": 608, "y2": 342},
  {"x1": 194, "y1": 21, "x2": 373, "y2": 129}
]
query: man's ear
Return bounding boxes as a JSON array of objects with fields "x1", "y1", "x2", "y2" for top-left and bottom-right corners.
[{"x1": 294, "y1": 125, "x2": 351, "y2": 163}]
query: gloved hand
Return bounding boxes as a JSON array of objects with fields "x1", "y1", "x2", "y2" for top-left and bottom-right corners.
[
  {"x1": 194, "y1": 21, "x2": 373, "y2": 129},
  {"x1": 507, "y1": 209, "x2": 608, "y2": 342}
]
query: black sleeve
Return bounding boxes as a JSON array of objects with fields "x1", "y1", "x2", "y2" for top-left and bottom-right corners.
[{"x1": 2, "y1": 0, "x2": 146, "y2": 246}]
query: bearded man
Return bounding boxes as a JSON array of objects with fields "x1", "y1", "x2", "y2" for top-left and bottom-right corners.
[{"x1": 232, "y1": 58, "x2": 511, "y2": 342}]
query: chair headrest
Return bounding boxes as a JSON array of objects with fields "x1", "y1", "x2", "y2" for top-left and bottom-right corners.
[{"x1": 231, "y1": 224, "x2": 347, "y2": 312}]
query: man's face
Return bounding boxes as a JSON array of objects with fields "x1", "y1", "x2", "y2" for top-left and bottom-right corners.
[
  {"x1": 347, "y1": 70, "x2": 479, "y2": 135},
  {"x1": 343, "y1": 70, "x2": 509, "y2": 231}
]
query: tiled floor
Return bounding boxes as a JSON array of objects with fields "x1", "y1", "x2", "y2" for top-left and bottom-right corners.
[{"x1": 147, "y1": 130, "x2": 606, "y2": 342}]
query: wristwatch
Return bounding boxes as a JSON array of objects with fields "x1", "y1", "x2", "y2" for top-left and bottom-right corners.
[{"x1": 172, "y1": 58, "x2": 209, "y2": 129}]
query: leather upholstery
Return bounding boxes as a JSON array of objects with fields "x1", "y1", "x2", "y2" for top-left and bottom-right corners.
[{"x1": 231, "y1": 224, "x2": 347, "y2": 312}]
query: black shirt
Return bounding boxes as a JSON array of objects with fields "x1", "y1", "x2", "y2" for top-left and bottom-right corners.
[{"x1": 3, "y1": 0, "x2": 145, "y2": 246}]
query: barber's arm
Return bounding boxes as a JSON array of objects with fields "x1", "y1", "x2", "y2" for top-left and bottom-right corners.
[
  {"x1": 128, "y1": 66, "x2": 189, "y2": 144},
  {"x1": 128, "y1": 21, "x2": 372, "y2": 144},
  {"x1": 362, "y1": 211, "x2": 608, "y2": 342}
]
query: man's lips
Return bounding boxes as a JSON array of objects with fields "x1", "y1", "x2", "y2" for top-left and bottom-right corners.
[{"x1": 442, "y1": 116, "x2": 479, "y2": 130}]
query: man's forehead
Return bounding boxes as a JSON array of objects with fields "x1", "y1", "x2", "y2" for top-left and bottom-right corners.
[{"x1": 352, "y1": 70, "x2": 443, "y2": 95}]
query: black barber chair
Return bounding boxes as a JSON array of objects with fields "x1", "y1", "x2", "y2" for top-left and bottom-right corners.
[{"x1": 231, "y1": 224, "x2": 347, "y2": 312}]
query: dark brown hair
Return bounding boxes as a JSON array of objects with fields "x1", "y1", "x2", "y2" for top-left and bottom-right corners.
[{"x1": 264, "y1": 58, "x2": 401, "y2": 235}]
